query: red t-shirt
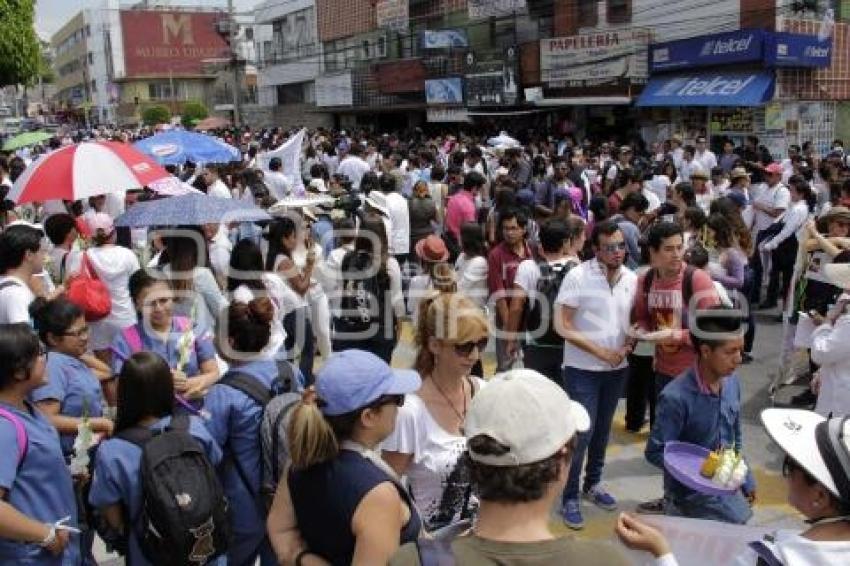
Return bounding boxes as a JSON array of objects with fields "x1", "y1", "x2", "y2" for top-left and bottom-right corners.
[{"x1": 632, "y1": 264, "x2": 720, "y2": 377}]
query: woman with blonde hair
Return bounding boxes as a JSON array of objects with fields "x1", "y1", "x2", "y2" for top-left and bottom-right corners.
[
  {"x1": 267, "y1": 349, "x2": 421, "y2": 565},
  {"x1": 383, "y1": 292, "x2": 489, "y2": 531}
]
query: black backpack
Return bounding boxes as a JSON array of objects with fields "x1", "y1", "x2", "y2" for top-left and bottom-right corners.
[
  {"x1": 116, "y1": 414, "x2": 230, "y2": 566},
  {"x1": 525, "y1": 259, "x2": 577, "y2": 347},
  {"x1": 219, "y1": 362, "x2": 299, "y2": 512},
  {"x1": 335, "y1": 250, "x2": 388, "y2": 337}
]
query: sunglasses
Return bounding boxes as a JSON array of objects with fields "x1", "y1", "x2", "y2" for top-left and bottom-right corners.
[
  {"x1": 453, "y1": 338, "x2": 488, "y2": 357},
  {"x1": 600, "y1": 242, "x2": 627, "y2": 253}
]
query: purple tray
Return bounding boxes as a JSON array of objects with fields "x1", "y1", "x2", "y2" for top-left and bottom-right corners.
[{"x1": 663, "y1": 441, "x2": 738, "y2": 496}]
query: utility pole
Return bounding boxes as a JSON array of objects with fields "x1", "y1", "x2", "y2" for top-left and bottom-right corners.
[{"x1": 228, "y1": 0, "x2": 241, "y2": 128}]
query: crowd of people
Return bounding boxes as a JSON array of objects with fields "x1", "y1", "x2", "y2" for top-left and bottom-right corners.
[{"x1": 0, "y1": 124, "x2": 849, "y2": 565}]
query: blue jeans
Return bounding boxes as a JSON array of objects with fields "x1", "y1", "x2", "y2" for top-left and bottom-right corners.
[{"x1": 562, "y1": 366, "x2": 628, "y2": 502}]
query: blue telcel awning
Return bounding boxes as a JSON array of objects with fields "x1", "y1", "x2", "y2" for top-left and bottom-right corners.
[{"x1": 636, "y1": 70, "x2": 775, "y2": 107}]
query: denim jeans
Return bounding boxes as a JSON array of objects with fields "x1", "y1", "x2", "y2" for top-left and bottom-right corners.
[
  {"x1": 664, "y1": 490, "x2": 753, "y2": 525},
  {"x1": 651, "y1": 371, "x2": 676, "y2": 428},
  {"x1": 562, "y1": 366, "x2": 628, "y2": 502},
  {"x1": 522, "y1": 344, "x2": 565, "y2": 389}
]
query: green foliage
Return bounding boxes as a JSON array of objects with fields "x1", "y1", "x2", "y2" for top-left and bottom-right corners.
[
  {"x1": 142, "y1": 105, "x2": 171, "y2": 125},
  {"x1": 181, "y1": 100, "x2": 209, "y2": 128},
  {"x1": 0, "y1": 0, "x2": 41, "y2": 87}
]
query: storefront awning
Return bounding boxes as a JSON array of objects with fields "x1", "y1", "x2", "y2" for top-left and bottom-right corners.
[
  {"x1": 533, "y1": 96, "x2": 632, "y2": 107},
  {"x1": 636, "y1": 71, "x2": 774, "y2": 107}
]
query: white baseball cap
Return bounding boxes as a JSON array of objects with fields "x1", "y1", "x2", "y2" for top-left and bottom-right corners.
[
  {"x1": 465, "y1": 369, "x2": 589, "y2": 467},
  {"x1": 761, "y1": 408, "x2": 850, "y2": 502}
]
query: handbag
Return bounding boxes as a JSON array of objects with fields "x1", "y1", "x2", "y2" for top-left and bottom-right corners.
[{"x1": 65, "y1": 253, "x2": 112, "y2": 322}]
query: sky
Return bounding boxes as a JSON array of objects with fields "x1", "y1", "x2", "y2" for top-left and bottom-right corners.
[{"x1": 35, "y1": 0, "x2": 262, "y2": 39}]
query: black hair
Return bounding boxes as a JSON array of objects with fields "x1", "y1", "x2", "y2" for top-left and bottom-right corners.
[
  {"x1": 683, "y1": 206, "x2": 707, "y2": 231},
  {"x1": 684, "y1": 244, "x2": 709, "y2": 269},
  {"x1": 378, "y1": 173, "x2": 397, "y2": 194},
  {"x1": 43, "y1": 213, "x2": 76, "y2": 246},
  {"x1": 227, "y1": 238, "x2": 265, "y2": 292},
  {"x1": 269, "y1": 157, "x2": 282, "y2": 171},
  {"x1": 591, "y1": 219, "x2": 622, "y2": 247},
  {"x1": 460, "y1": 221, "x2": 487, "y2": 258},
  {"x1": 227, "y1": 298, "x2": 274, "y2": 354},
  {"x1": 647, "y1": 221, "x2": 684, "y2": 251},
  {"x1": 360, "y1": 171, "x2": 379, "y2": 195},
  {"x1": 620, "y1": 192, "x2": 649, "y2": 214},
  {"x1": 539, "y1": 219, "x2": 570, "y2": 254},
  {"x1": 707, "y1": 213, "x2": 735, "y2": 249},
  {"x1": 690, "y1": 306, "x2": 744, "y2": 353},
  {"x1": 115, "y1": 352, "x2": 174, "y2": 433},
  {"x1": 0, "y1": 224, "x2": 43, "y2": 273},
  {"x1": 588, "y1": 194, "x2": 609, "y2": 222},
  {"x1": 464, "y1": 171, "x2": 486, "y2": 191},
  {"x1": 264, "y1": 216, "x2": 298, "y2": 271},
  {"x1": 128, "y1": 268, "x2": 169, "y2": 306},
  {"x1": 0, "y1": 323, "x2": 41, "y2": 389},
  {"x1": 789, "y1": 175, "x2": 818, "y2": 210},
  {"x1": 498, "y1": 207, "x2": 528, "y2": 230},
  {"x1": 675, "y1": 183, "x2": 697, "y2": 207},
  {"x1": 29, "y1": 298, "x2": 83, "y2": 346}
]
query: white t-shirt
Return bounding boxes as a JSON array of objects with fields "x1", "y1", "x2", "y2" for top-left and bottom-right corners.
[
  {"x1": 695, "y1": 149, "x2": 717, "y2": 171},
  {"x1": 208, "y1": 225, "x2": 233, "y2": 283},
  {"x1": 385, "y1": 192, "x2": 411, "y2": 255},
  {"x1": 0, "y1": 275, "x2": 35, "y2": 324},
  {"x1": 264, "y1": 171, "x2": 292, "y2": 201},
  {"x1": 207, "y1": 179, "x2": 232, "y2": 199},
  {"x1": 752, "y1": 182, "x2": 790, "y2": 233},
  {"x1": 647, "y1": 175, "x2": 671, "y2": 204},
  {"x1": 555, "y1": 258, "x2": 637, "y2": 371},
  {"x1": 382, "y1": 379, "x2": 486, "y2": 531},
  {"x1": 514, "y1": 257, "x2": 579, "y2": 310},
  {"x1": 85, "y1": 246, "x2": 141, "y2": 349},
  {"x1": 336, "y1": 156, "x2": 371, "y2": 191},
  {"x1": 455, "y1": 254, "x2": 488, "y2": 311}
]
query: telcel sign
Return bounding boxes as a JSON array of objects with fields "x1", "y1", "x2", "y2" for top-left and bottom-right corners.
[
  {"x1": 651, "y1": 30, "x2": 763, "y2": 72},
  {"x1": 650, "y1": 29, "x2": 832, "y2": 72}
]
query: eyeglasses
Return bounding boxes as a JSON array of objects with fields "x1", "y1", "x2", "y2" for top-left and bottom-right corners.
[
  {"x1": 144, "y1": 297, "x2": 173, "y2": 308},
  {"x1": 600, "y1": 242, "x2": 627, "y2": 253},
  {"x1": 453, "y1": 338, "x2": 488, "y2": 357},
  {"x1": 61, "y1": 326, "x2": 89, "y2": 338}
]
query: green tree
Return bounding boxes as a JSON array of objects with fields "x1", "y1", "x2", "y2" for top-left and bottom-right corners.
[
  {"x1": 142, "y1": 105, "x2": 171, "y2": 125},
  {"x1": 0, "y1": 0, "x2": 41, "y2": 87},
  {"x1": 181, "y1": 100, "x2": 209, "y2": 128}
]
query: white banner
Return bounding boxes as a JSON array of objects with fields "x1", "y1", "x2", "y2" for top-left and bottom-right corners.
[
  {"x1": 316, "y1": 72, "x2": 353, "y2": 107},
  {"x1": 377, "y1": 0, "x2": 408, "y2": 32},
  {"x1": 620, "y1": 515, "x2": 774, "y2": 565},
  {"x1": 257, "y1": 128, "x2": 306, "y2": 193},
  {"x1": 541, "y1": 30, "x2": 649, "y2": 84},
  {"x1": 469, "y1": 0, "x2": 527, "y2": 19}
]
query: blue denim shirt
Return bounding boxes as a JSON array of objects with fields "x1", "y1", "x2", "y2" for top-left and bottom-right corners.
[{"x1": 646, "y1": 367, "x2": 756, "y2": 509}]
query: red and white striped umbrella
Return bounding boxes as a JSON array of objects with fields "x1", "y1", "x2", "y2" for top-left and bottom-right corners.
[{"x1": 8, "y1": 141, "x2": 171, "y2": 205}]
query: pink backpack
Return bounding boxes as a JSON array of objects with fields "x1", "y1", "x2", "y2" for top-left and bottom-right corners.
[{"x1": 0, "y1": 407, "x2": 28, "y2": 470}]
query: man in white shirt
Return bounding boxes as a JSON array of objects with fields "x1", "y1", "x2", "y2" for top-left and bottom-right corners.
[
  {"x1": 677, "y1": 146, "x2": 705, "y2": 184},
  {"x1": 263, "y1": 157, "x2": 292, "y2": 201},
  {"x1": 750, "y1": 163, "x2": 790, "y2": 306},
  {"x1": 0, "y1": 224, "x2": 45, "y2": 323},
  {"x1": 555, "y1": 220, "x2": 637, "y2": 530},
  {"x1": 694, "y1": 136, "x2": 717, "y2": 172},
  {"x1": 336, "y1": 143, "x2": 371, "y2": 191},
  {"x1": 203, "y1": 222, "x2": 233, "y2": 289},
  {"x1": 203, "y1": 166, "x2": 232, "y2": 199},
  {"x1": 378, "y1": 174, "x2": 410, "y2": 264}
]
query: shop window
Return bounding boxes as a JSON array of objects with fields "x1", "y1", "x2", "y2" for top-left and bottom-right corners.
[
  {"x1": 363, "y1": 40, "x2": 371, "y2": 58},
  {"x1": 276, "y1": 83, "x2": 307, "y2": 104},
  {"x1": 578, "y1": 0, "x2": 598, "y2": 27},
  {"x1": 244, "y1": 27, "x2": 253, "y2": 41},
  {"x1": 607, "y1": 0, "x2": 631, "y2": 24},
  {"x1": 148, "y1": 82, "x2": 179, "y2": 100}
]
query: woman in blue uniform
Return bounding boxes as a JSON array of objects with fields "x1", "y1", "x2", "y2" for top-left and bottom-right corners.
[
  {"x1": 203, "y1": 297, "x2": 286, "y2": 565},
  {"x1": 0, "y1": 323, "x2": 81, "y2": 565},
  {"x1": 110, "y1": 269, "x2": 219, "y2": 402},
  {"x1": 30, "y1": 298, "x2": 113, "y2": 453},
  {"x1": 88, "y1": 351, "x2": 223, "y2": 566}
]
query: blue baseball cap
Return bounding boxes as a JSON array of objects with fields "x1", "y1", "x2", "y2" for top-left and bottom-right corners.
[
  {"x1": 727, "y1": 191, "x2": 748, "y2": 208},
  {"x1": 316, "y1": 350, "x2": 421, "y2": 416},
  {"x1": 516, "y1": 188, "x2": 536, "y2": 207}
]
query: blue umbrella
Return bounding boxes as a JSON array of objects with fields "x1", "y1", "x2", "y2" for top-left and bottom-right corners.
[
  {"x1": 115, "y1": 193, "x2": 270, "y2": 227},
  {"x1": 133, "y1": 130, "x2": 240, "y2": 165}
]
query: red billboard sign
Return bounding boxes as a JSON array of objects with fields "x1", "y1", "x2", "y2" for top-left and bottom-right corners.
[{"x1": 121, "y1": 10, "x2": 231, "y2": 77}]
